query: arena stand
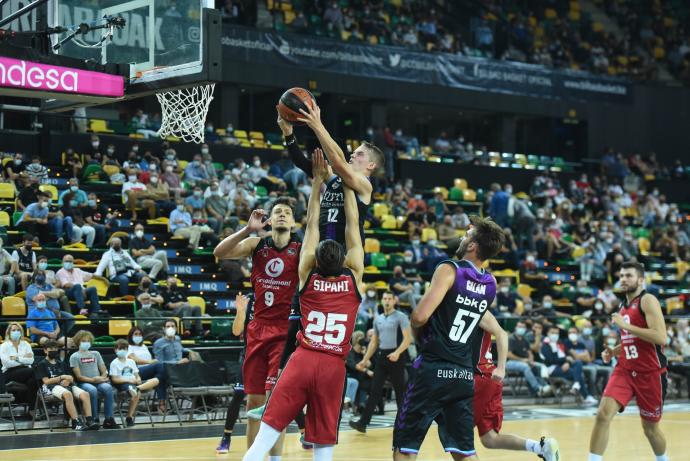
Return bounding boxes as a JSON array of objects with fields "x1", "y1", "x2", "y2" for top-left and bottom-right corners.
[{"x1": 0, "y1": 119, "x2": 689, "y2": 431}]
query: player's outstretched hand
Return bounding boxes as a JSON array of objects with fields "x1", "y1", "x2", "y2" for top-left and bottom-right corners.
[
  {"x1": 276, "y1": 112, "x2": 293, "y2": 137},
  {"x1": 491, "y1": 367, "x2": 505, "y2": 383},
  {"x1": 247, "y1": 209, "x2": 270, "y2": 233},
  {"x1": 235, "y1": 292, "x2": 248, "y2": 314},
  {"x1": 312, "y1": 148, "x2": 329, "y2": 181},
  {"x1": 297, "y1": 99, "x2": 322, "y2": 130}
]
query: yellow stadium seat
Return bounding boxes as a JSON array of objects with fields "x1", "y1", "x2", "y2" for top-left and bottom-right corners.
[
  {"x1": 0, "y1": 211, "x2": 10, "y2": 227},
  {"x1": 571, "y1": 246, "x2": 585, "y2": 258},
  {"x1": 364, "y1": 266, "x2": 380, "y2": 274},
  {"x1": 187, "y1": 296, "x2": 206, "y2": 315},
  {"x1": 493, "y1": 269, "x2": 519, "y2": 284},
  {"x1": 39, "y1": 184, "x2": 58, "y2": 201},
  {"x1": 373, "y1": 203, "x2": 390, "y2": 218},
  {"x1": 86, "y1": 276, "x2": 110, "y2": 297},
  {"x1": 109, "y1": 319, "x2": 133, "y2": 336},
  {"x1": 381, "y1": 215, "x2": 397, "y2": 229},
  {"x1": 454, "y1": 178, "x2": 468, "y2": 190},
  {"x1": 637, "y1": 237, "x2": 651, "y2": 254},
  {"x1": 462, "y1": 189, "x2": 477, "y2": 201},
  {"x1": 89, "y1": 119, "x2": 114, "y2": 133},
  {"x1": 103, "y1": 164, "x2": 120, "y2": 177},
  {"x1": 433, "y1": 187, "x2": 448, "y2": 200},
  {"x1": 421, "y1": 227, "x2": 437, "y2": 243},
  {"x1": 249, "y1": 131, "x2": 265, "y2": 141},
  {"x1": 2, "y1": 157, "x2": 12, "y2": 167},
  {"x1": 665, "y1": 297, "x2": 684, "y2": 315},
  {"x1": 178, "y1": 160, "x2": 189, "y2": 171},
  {"x1": 2, "y1": 296, "x2": 26, "y2": 316},
  {"x1": 517, "y1": 283, "x2": 534, "y2": 299},
  {"x1": 364, "y1": 238, "x2": 381, "y2": 253},
  {"x1": 233, "y1": 130, "x2": 248, "y2": 139},
  {"x1": 396, "y1": 216, "x2": 406, "y2": 229},
  {"x1": 0, "y1": 182, "x2": 15, "y2": 199}
]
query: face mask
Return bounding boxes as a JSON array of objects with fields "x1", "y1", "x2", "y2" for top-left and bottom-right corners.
[
  {"x1": 606, "y1": 338, "x2": 617, "y2": 347},
  {"x1": 193, "y1": 190, "x2": 202, "y2": 197},
  {"x1": 149, "y1": 164, "x2": 157, "y2": 172},
  {"x1": 132, "y1": 145, "x2": 139, "y2": 153},
  {"x1": 165, "y1": 327, "x2": 176, "y2": 338},
  {"x1": 367, "y1": 290, "x2": 376, "y2": 298},
  {"x1": 224, "y1": 175, "x2": 232, "y2": 181},
  {"x1": 543, "y1": 302, "x2": 553, "y2": 309},
  {"x1": 92, "y1": 142, "x2": 99, "y2": 148},
  {"x1": 526, "y1": 255, "x2": 535, "y2": 263},
  {"x1": 602, "y1": 327, "x2": 611, "y2": 336},
  {"x1": 14, "y1": 159, "x2": 22, "y2": 165},
  {"x1": 128, "y1": 175, "x2": 137, "y2": 182},
  {"x1": 25, "y1": 243, "x2": 33, "y2": 251},
  {"x1": 201, "y1": 148, "x2": 209, "y2": 155},
  {"x1": 88, "y1": 199, "x2": 96, "y2": 207},
  {"x1": 69, "y1": 200, "x2": 78, "y2": 207},
  {"x1": 70, "y1": 185, "x2": 78, "y2": 192},
  {"x1": 515, "y1": 327, "x2": 526, "y2": 336},
  {"x1": 568, "y1": 333, "x2": 579, "y2": 343},
  {"x1": 253, "y1": 160, "x2": 261, "y2": 167},
  {"x1": 135, "y1": 230, "x2": 144, "y2": 239},
  {"x1": 583, "y1": 328, "x2": 592, "y2": 336},
  {"x1": 141, "y1": 303, "x2": 152, "y2": 309},
  {"x1": 411, "y1": 239, "x2": 420, "y2": 246},
  {"x1": 10, "y1": 330, "x2": 21, "y2": 341},
  {"x1": 47, "y1": 350, "x2": 59, "y2": 359},
  {"x1": 193, "y1": 160, "x2": 200, "y2": 167},
  {"x1": 79, "y1": 341, "x2": 91, "y2": 351},
  {"x1": 150, "y1": 176, "x2": 158, "y2": 184},
  {"x1": 666, "y1": 336, "x2": 672, "y2": 346},
  {"x1": 38, "y1": 261, "x2": 48, "y2": 271},
  {"x1": 40, "y1": 202, "x2": 48, "y2": 209},
  {"x1": 166, "y1": 166, "x2": 174, "y2": 173},
  {"x1": 594, "y1": 303, "x2": 604, "y2": 311},
  {"x1": 404, "y1": 256, "x2": 413, "y2": 263},
  {"x1": 107, "y1": 148, "x2": 115, "y2": 155},
  {"x1": 132, "y1": 335, "x2": 143, "y2": 345},
  {"x1": 176, "y1": 204, "x2": 185, "y2": 212},
  {"x1": 116, "y1": 350, "x2": 128, "y2": 359},
  {"x1": 500, "y1": 286, "x2": 509, "y2": 294},
  {"x1": 35, "y1": 274, "x2": 46, "y2": 285},
  {"x1": 112, "y1": 245, "x2": 121, "y2": 251},
  {"x1": 524, "y1": 303, "x2": 532, "y2": 311},
  {"x1": 548, "y1": 334, "x2": 560, "y2": 343},
  {"x1": 166, "y1": 154, "x2": 175, "y2": 161}
]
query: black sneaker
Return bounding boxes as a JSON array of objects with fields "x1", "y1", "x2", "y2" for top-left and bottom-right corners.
[
  {"x1": 349, "y1": 418, "x2": 367, "y2": 433},
  {"x1": 102, "y1": 417, "x2": 121, "y2": 429},
  {"x1": 71, "y1": 419, "x2": 79, "y2": 430},
  {"x1": 126, "y1": 417, "x2": 135, "y2": 427},
  {"x1": 74, "y1": 421, "x2": 86, "y2": 431}
]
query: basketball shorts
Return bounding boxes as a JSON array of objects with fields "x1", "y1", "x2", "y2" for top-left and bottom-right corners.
[
  {"x1": 603, "y1": 367, "x2": 667, "y2": 422},
  {"x1": 392, "y1": 356, "x2": 475, "y2": 457},
  {"x1": 262, "y1": 347, "x2": 346, "y2": 445},
  {"x1": 473, "y1": 368, "x2": 504, "y2": 436},
  {"x1": 242, "y1": 321, "x2": 288, "y2": 394}
]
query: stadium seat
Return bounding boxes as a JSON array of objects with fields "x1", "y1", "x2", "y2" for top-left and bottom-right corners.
[
  {"x1": 421, "y1": 227, "x2": 437, "y2": 243},
  {"x1": 86, "y1": 276, "x2": 110, "y2": 297},
  {"x1": 517, "y1": 284, "x2": 534, "y2": 299},
  {"x1": 39, "y1": 184, "x2": 58, "y2": 201},
  {"x1": 2, "y1": 296, "x2": 26, "y2": 316},
  {"x1": 108, "y1": 319, "x2": 133, "y2": 336},
  {"x1": 389, "y1": 253, "x2": 405, "y2": 268},
  {"x1": 0, "y1": 182, "x2": 15, "y2": 200},
  {"x1": 373, "y1": 203, "x2": 390, "y2": 218},
  {"x1": 462, "y1": 189, "x2": 477, "y2": 201},
  {"x1": 0, "y1": 210, "x2": 10, "y2": 227},
  {"x1": 381, "y1": 215, "x2": 397, "y2": 229},
  {"x1": 370, "y1": 252, "x2": 388, "y2": 269},
  {"x1": 364, "y1": 238, "x2": 381, "y2": 253},
  {"x1": 433, "y1": 187, "x2": 448, "y2": 200},
  {"x1": 449, "y1": 187, "x2": 463, "y2": 201},
  {"x1": 103, "y1": 164, "x2": 121, "y2": 177},
  {"x1": 89, "y1": 119, "x2": 114, "y2": 133},
  {"x1": 233, "y1": 130, "x2": 248, "y2": 139},
  {"x1": 187, "y1": 296, "x2": 206, "y2": 315}
]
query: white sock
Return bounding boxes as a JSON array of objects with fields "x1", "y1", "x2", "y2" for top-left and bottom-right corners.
[
  {"x1": 313, "y1": 444, "x2": 334, "y2": 461},
  {"x1": 242, "y1": 423, "x2": 281, "y2": 461},
  {"x1": 655, "y1": 455, "x2": 668, "y2": 461},
  {"x1": 588, "y1": 454, "x2": 603, "y2": 461},
  {"x1": 525, "y1": 439, "x2": 541, "y2": 454}
]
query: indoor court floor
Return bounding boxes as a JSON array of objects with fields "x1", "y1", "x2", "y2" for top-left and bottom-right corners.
[{"x1": 1, "y1": 404, "x2": 689, "y2": 460}]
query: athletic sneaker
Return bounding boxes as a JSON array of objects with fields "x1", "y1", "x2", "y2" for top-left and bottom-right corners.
[
  {"x1": 216, "y1": 436, "x2": 231, "y2": 454},
  {"x1": 300, "y1": 433, "x2": 313, "y2": 450},
  {"x1": 538, "y1": 437, "x2": 560, "y2": 461},
  {"x1": 349, "y1": 418, "x2": 367, "y2": 433},
  {"x1": 584, "y1": 395, "x2": 598, "y2": 406},
  {"x1": 537, "y1": 385, "x2": 552, "y2": 397},
  {"x1": 246, "y1": 404, "x2": 265, "y2": 421},
  {"x1": 73, "y1": 420, "x2": 85, "y2": 431},
  {"x1": 102, "y1": 417, "x2": 121, "y2": 429}
]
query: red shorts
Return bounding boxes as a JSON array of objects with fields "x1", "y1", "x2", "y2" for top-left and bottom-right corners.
[
  {"x1": 242, "y1": 321, "x2": 288, "y2": 395},
  {"x1": 603, "y1": 367, "x2": 667, "y2": 422},
  {"x1": 473, "y1": 371, "x2": 503, "y2": 436},
  {"x1": 262, "y1": 347, "x2": 345, "y2": 445}
]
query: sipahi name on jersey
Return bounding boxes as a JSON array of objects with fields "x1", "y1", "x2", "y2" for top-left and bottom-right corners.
[{"x1": 313, "y1": 279, "x2": 350, "y2": 293}]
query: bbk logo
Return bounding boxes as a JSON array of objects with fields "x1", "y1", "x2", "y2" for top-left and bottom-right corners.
[
  {"x1": 265, "y1": 258, "x2": 284, "y2": 278},
  {"x1": 455, "y1": 294, "x2": 488, "y2": 312}
]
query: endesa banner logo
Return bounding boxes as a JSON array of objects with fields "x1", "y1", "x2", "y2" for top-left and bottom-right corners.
[{"x1": 0, "y1": 56, "x2": 124, "y2": 97}]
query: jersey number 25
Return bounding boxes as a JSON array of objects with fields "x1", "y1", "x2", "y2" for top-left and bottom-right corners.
[{"x1": 305, "y1": 311, "x2": 347, "y2": 345}]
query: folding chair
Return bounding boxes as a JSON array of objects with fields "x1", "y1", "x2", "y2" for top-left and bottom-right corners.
[
  {"x1": 0, "y1": 393, "x2": 17, "y2": 433},
  {"x1": 165, "y1": 363, "x2": 210, "y2": 425},
  {"x1": 115, "y1": 389, "x2": 155, "y2": 428},
  {"x1": 34, "y1": 389, "x2": 66, "y2": 432}
]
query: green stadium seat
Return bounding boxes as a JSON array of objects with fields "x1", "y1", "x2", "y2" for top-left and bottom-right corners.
[
  {"x1": 449, "y1": 187, "x2": 463, "y2": 201},
  {"x1": 371, "y1": 252, "x2": 388, "y2": 269}
]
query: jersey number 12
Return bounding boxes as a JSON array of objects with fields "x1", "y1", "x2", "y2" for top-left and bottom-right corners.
[
  {"x1": 304, "y1": 312, "x2": 347, "y2": 345},
  {"x1": 449, "y1": 309, "x2": 481, "y2": 343},
  {"x1": 327, "y1": 208, "x2": 339, "y2": 223}
]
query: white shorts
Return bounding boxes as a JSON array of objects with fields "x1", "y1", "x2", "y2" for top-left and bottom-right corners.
[{"x1": 51, "y1": 385, "x2": 86, "y2": 400}]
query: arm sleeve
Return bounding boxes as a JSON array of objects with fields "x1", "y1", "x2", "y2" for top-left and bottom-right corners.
[
  {"x1": 279, "y1": 319, "x2": 301, "y2": 369},
  {"x1": 285, "y1": 134, "x2": 313, "y2": 178}
]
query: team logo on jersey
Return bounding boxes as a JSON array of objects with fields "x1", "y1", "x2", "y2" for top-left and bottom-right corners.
[
  {"x1": 287, "y1": 248, "x2": 296, "y2": 255},
  {"x1": 332, "y1": 178, "x2": 341, "y2": 189},
  {"x1": 265, "y1": 258, "x2": 285, "y2": 278}
]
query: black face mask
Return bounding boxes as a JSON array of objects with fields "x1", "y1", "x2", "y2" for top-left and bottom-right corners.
[
  {"x1": 47, "y1": 351, "x2": 59, "y2": 359},
  {"x1": 24, "y1": 243, "x2": 33, "y2": 251},
  {"x1": 168, "y1": 284, "x2": 176, "y2": 291},
  {"x1": 112, "y1": 245, "x2": 121, "y2": 251},
  {"x1": 142, "y1": 281, "x2": 151, "y2": 289}
]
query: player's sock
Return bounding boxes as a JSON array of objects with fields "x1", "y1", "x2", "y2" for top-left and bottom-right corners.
[
  {"x1": 313, "y1": 444, "x2": 334, "y2": 461},
  {"x1": 588, "y1": 454, "x2": 603, "y2": 461},
  {"x1": 655, "y1": 454, "x2": 668, "y2": 461},
  {"x1": 526, "y1": 439, "x2": 541, "y2": 453},
  {"x1": 242, "y1": 423, "x2": 281, "y2": 461}
]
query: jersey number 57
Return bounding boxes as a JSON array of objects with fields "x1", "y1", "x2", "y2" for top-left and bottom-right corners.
[{"x1": 449, "y1": 308, "x2": 481, "y2": 344}]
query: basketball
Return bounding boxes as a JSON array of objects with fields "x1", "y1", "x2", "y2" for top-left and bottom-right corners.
[{"x1": 277, "y1": 87, "x2": 316, "y2": 124}]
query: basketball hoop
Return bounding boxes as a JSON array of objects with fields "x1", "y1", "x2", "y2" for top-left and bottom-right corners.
[{"x1": 155, "y1": 83, "x2": 215, "y2": 144}]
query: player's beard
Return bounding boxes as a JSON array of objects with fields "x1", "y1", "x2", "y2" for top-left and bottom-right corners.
[
  {"x1": 623, "y1": 280, "x2": 641, "y2": 294},
  {"x1": 456, "y1": 237, "x2": 470, "y2": 259}
]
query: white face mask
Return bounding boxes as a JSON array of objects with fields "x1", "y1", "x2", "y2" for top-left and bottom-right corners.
[
  {"x1": 568, "y1": 333, "x2": 579, "y2": 343},
  {"x1": 135, "y1": 230, "x2": 144, "y2": 239},
  {"x1": 166, "y1": 166, "x2": 174, "y2": 173},
  {"x1": 548, "y1": 334, "x2": 560, "y2": 343},
  {"x1": 150, "y1": 177, "x2": 158, "y2": 184},
  {"x1": 165, "y1": 327, "x2": 176, "y2": 338},
  {"x1": 254, "y1": 160, "x2": 261, "y2": 167},
  {"x1": 128, "y1": 175, "x2": 137, "y2": 182}
]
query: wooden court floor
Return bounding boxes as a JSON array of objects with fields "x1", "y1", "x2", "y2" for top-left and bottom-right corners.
[{"x1": 2, "y1": 412, "x2": 689, "y2": 460}]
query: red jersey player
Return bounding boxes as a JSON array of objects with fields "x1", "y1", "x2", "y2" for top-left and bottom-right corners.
[
  {"x1": 243, "y1": 150, "x2": 364, "y2": 461},
  {"x1": 472, "y1": 330, "x2": 560, "y2": 460},
  {"x1": 213, "y1": 196, "x2": 300, "y2": 455},
  {"x1": 588, "y1": 260, "x2": 669, "y2": 461}
]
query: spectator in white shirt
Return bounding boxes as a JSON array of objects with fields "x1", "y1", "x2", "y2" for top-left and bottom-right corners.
[
  {"x1": 95, "y1": 238, "x2": 145, "y2": 297},
  {"x1": 56, "y1": 254, "x2": 102, "y2": 316},
  {"x1": 0, "y1": 322, "x2": 38, "y2": 411},
  {"x1": 126, "y1": 326, "x2": 167, "y2": 413},
  {"x1": 122, "y1": 169, "x2": 156, "y2": 221}
]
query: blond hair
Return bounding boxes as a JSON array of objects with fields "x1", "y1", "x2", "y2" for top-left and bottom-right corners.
[
  {"x1": 72, "y1": 330, "x2": 95, "y2": 346},
  {"x1": 5, "y1": 322, "x2": 25, "y2": 341}
]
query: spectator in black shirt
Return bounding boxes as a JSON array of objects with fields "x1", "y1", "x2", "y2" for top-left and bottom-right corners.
[
  {"x1": 388, "y1": 265, "x2": 418, "y2": 310},
  {"x1": 34, "y1": 340, "x2": 98, "y2": 431},
  {"x1": 84, "y1": 192, "x2": 114, "y2": 246},
  {"x1": 401, "y1": 249, "x2": 423, "y2": 292},
  {"x1": 506, "y1": 321, "x2": 550, "y2": 396},
  {"x1": 161, "y1": 277, "x2": 202, "y2": 336},
  {"x1": 135, "y1": 276, "x2": 165, "y2": 309},
  {"x1": 16, "y1": 176, "x2": 40, "y2": 211},
  {"x1": 4, "y1": 153, "x2": 25, "y2": 182},
  {"x1": 495, "y1": 277, "x2": 518, "y2": 316},
  {"x1": 604, "y1": 242, "x2": 625, "y2": 281}
]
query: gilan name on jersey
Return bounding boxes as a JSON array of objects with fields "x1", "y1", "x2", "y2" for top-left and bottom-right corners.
[
  {"x1": 466, "y1": 280, "x2": 487, "y2": 295},
  {"x1": 313, "y1": 279, "x2": 350, "y2": 293}
]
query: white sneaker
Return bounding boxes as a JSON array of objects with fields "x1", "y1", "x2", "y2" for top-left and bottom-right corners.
[
  {"x1": 584, "y1": 395, "x2": 598, "y2": 406},
  {"x1": 539, "y1": 437, "x2": 560, "y2": 461},
  {"x1": 538, "y1": 385, "x2": 552, "y2": 397},
  {"x1": 570, "y1": 381, "x2": 581, "y2": 394}
]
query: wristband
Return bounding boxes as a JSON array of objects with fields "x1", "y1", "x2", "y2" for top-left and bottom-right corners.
[{"x1": 284, "y1": 134, "x2": 297, "y2": 146}]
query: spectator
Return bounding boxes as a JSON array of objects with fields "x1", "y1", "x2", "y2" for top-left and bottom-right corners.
[
  {"x1": 5, "y1": 152, "x2": 25, "y2": 182},
  {"x1": 63, "y1": 147, "x2": 83, "y2": 178},
  {"x1": 451, "y1": 206, "x2": 470, "y2": 229},
  {"x1": 24, "y1": 155, "x2": 48, "y2": 181},
  {"x1": 16, "y1": 175, "x2": 40, "y2": 211},
  {"x1": 135, "y1": 277, "x2": 165, "y2": 308},
  {"x1": 70, "y1": 330, "x2": 120, "y2": 428},
  {"x1": 16, "y1": 191, "x2": 74, "y2": 246},
  {"x1": 0, "y1": 237, "x2": 15, "y2": 295},
  {"x1": 122, "y1": 169, "x2": 156, "y2": 221},
  {"x1": 95, "y1": 238, "x2": 145, "y2": 297},
  {"x1": 205, "y1": 180, "x2": 234, "y2": 231},
  {"x1": 60, "y1": 191, "x2": 96, "y2": 246},
  {"x1": 57, "y1": 178, "x2": 88, "y2": 207},
  {"x1": 109, "y1": 339, "x2": 160, "y2": 427},
  {"x1": 27, "y1": 272, "x2": 75, "y2": 335},
  {"x1": 153, "y1": 320, "x2": 190, "y2": 364},
  {"x1": 161, "y1": 162, "x2": 184, "y2": 199},
  {"x1": 574, "y1": 279, "x2": 597, "y2": 313},
  {"x1": 184, "y1": 154, "x2": 210, "y2": 187},
  {"x1": 170, "y1": 198, "x2": 212, "y2": 250},
  {"x1": 576, "y1": 321, "x2": 612, "y2": 394},
  {"x1": 186, "y1": 186, "x2": 219, "y2": 234},
  {"x1": 436, "y1": 215, "x2": 456, "y2": 243},
  {"x1": 506, "y1": 321, "x2": 551, "y2": 397},
  {"x1": 146, "y1": 172, "x2": 175, "y2": 217},
  {"x1": 433, "y1": 131, "x2": 451, "y2": 153},
  {"x1": 35, "y1": 254, "x2": 69, "y2": 310},
  {"x1": 126, "y1": 326, "x2": 168, "y2": 413},
  {"x1": 538, "y1": 294, "x2": 570, "y2": 319},
  {"x1": 26, "y1": 292, "x2": 71, "y2": 346},
  {"x1": 540, "y1": 326, "x2": 597, "y2": 405},
  {"x1": 161, "y1": 277, "x2": 203, "y2": 336},
  {"x1": 219, "y1": 169, "x2": 236, "y2": 196},
  {"x1": 427, "y1": 192, "x2": 448, "y2": 221},
  {"x1": 324, "y1": 1, "x2": 343, "y2": 31},
  {"x1": 56, "y1": 254, "x2": 102, "y2": 317},
  {"x1": 84, "y1": 192, "x2": 113, "y2": 246},
  {"x1": 130, "y1": 223, "x2": 169, "y2": 279},
  {"x1": 494, "y1": 277, "x2": 518, "y2": 316},
  {"x1": 0, "y1": 322, "x2": 38, "y2": 413},
  {"x1": 35, "y1": 339, "x2": 98, "y2": 430},
  {"x1": 358, "y1": 286, "x2": 378, "y2": 324},
  {"x1": 388, "y1": 265, "x2": 418, "y2": 310},
  {"x1": 488, "y1": 183, "x2": 510, "y2": 228}
]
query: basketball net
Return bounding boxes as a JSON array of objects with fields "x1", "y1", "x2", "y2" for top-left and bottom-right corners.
[{"x1": 156, "y1": 83, "x2": 215, "y2": 144}]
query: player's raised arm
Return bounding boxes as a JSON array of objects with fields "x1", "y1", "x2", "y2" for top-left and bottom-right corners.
[
  {"x1": 479, "y1": 311, "x2": 508, "y2": 382},
  {"x1": 213, "y1": 210, "x2": 265, "y2": 259},
  {"x1": 231, "y1": 292, "x2": 248, "y2": 337},
  {"x1": 298, "y1": 102, "x2": 372, "y2": 199},
  {"x1": 343, "y1": 185, "x2": 364, "y2": 289},
  {"x1": 298, "y1": 149, "x2": 328, "y2": 286},
  {"x1": 410, "y1": 262, "x2": 456, "y2": 328}
]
